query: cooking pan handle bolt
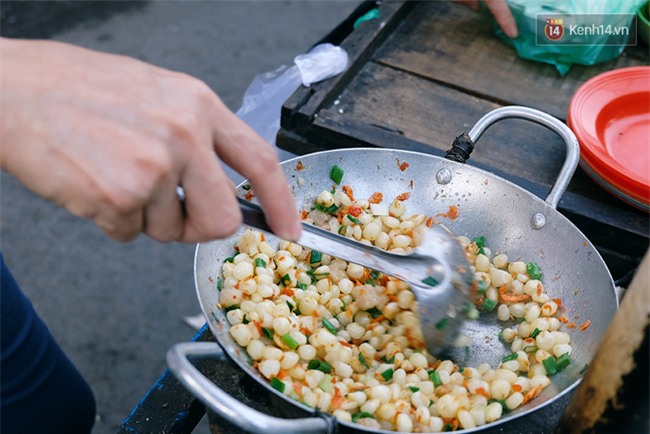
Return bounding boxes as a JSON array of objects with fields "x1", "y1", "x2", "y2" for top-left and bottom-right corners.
[
  {"x1": 436, "y1": 168, "x2": 452, "y2": 185},
  {"x1": 531, "y1": 212, "x2": 547, "y2": 230},
  {"x1": 449, "y1": 106, "x2": 580, "y2": 209}
]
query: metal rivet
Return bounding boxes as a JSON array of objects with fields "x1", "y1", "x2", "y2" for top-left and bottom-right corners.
[
  {"x1": 531, "y1": 213, "x2": 546, "y2": 229},
  {"x1": 436, "y1": 168, "x2": 452, "y2": 185}
]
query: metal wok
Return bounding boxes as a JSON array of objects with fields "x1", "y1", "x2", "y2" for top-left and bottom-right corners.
[{"x1": 168, "y1": 106, "x2": 618, "y2": 433}]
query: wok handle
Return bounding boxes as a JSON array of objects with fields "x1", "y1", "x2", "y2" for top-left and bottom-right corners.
[
  {"x1": 167, "y1": 342, "x2": 334, "y2": 434},
  {"x1": 454, "y1": 106, "x2": 580, "y2": 209}
]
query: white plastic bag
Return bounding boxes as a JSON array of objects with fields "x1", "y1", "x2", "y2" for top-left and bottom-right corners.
[{"x1": 236, "y1": 43, "x2": 348, "y2": 146}]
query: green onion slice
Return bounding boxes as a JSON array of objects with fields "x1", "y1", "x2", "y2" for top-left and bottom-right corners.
[
  {"x1": 351, "y1": 412, "x2": 374, "y2": 423},
  {"x1": 307, "y1": 359, "x2": 332, "y2": 373},
  {"x1": 502, "y1": 352, "x2": 518, "y2": 363},
  {"x1": 262, "y1": 327, "x2": 274, "y2": 339},
  {"x1": 408, "y1": 386, "x2": 420, "y2": 392},
  {"x1": 224, "y1": 256, "x2": 236, "y2": 263},
  {"x1": 322, "y1": 318, "x2": 338, "y2": 334},
  {"x1": 429, "y1": 370, "x2": 442, "y2": 387},
  {"x1": 480, "y1": 298, "x2": 497, "y2": 312},
  {"x1": 270, "y1": 377, "x2": 285, "y2": 393},
  {"x1": 531, "y1": 328, "x2": 541, "y2": 338},
  {"x1": 556, "y1": 353, "x2": 571, "y2": 371},
  {"x1": 281, "y1": 333, "x2": 299, "y2": 350},
  {"x1": 366, "y1": 307, "x2": 383, "y2": 319},
  {"x1": 435, "y1": 318, "x2": 448, "y2": 330},
  {"x1": 254, "y1": 257, "x2": 267, "y2": 268},
  {"x1": 422, "y1": 276, "x2": 439, "y2": 287},
  {"x1": 381, "y1": 368, "x2": 394, "y2": 381},
  {"x1": 330, "y1": 165, "x2": 344, "y2": 184},
  {"x1": 347, "y1": 214, "x2": 363, "y2": 225},
  {"x1": 216, "y1": 277, "x2": 223, "y2": 291},
  {"x1": 526, "y1": 262, "x2": 543, "y2": 280},
  {"x1": 542, "y1": 356, "x2": 558, "y2": 375},
  {"x1": 358, "y1": 353, "x2": 370, "y2": 369},
  {"x1": 473, "y1": 236, "x2": 486, "y2": 248},
  {"x1": 310, "y1": 250, "x2": 322, "y2": 264},
  {"x1": 280, "y1": 273, "x2": 291, "y2": 285}
]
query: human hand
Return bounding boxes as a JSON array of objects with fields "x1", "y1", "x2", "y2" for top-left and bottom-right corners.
[
  {"x1": 454, "y1": 0, "x2": 518, "y2": 38},
  {"x1": 0, "y1": 38, "x2": 302, "y2": 243}
]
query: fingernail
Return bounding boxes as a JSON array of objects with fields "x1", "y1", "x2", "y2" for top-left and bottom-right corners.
[{"x1": 506, "y1": 26, "x2": 519, "y2": 38}]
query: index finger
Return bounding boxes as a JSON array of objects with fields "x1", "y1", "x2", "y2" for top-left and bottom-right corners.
[
  {"x1": 484, "y1": 0, "x2": 519, "y2": 38},
  {"x1": 211, "y1": 104, "x2": 302, "y2": 241}
]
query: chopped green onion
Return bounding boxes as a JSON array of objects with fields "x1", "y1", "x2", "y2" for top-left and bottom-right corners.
[
  {"x1": 241, "y1": 184, "x2": 252, "y2": 191},
  {"x1": 242, "y1": 317, "x2": 250, "y2": 324},
  {"x1": 488, "y1": 398, "x2": 509, "y2": 412},
  {"x1": 480, "y1": 298, "x2": 497, "y2": 311},
  {"x1": 318, "y1": 374, "x2": 333, "y2": 392},
  {"x1": 524, "y1": 345, "x2": 538, "y2": 354},
  {"x1": 224, "y1": 256, "x2": 235, "y2": 263},
  {"x1": 429, "y1": 370, "x2": 442, "y2": 387},
  {"x1": 464, "y1": 304, "x2": 480, "y2": 320},
  {"x1": 526, "y1": 262, "x2": 543, "y2": 280},
  {"x1": 270, "y1": 377, "x2": 285, "y2": 393},
  {"x1": 580, "y1": 363, "x2": 589, "y2": 374},
  {"x1": 366, "y1": 307, "x2": 383, "y2": 319},
  {"x1": 224, "y1": 305, "x2": 239, "y2": 313},
  {"x1": 286, "y1": 300, "x2": 295, "y2": 312},
  {"x1": 422, "y1": 275, "x2": 439, "y2": 286},
  {"x1": 310, "y1": 250, "x2": 322, "y2": 264},
  {"x1": 281, "y1": 333, "x2": 299, "y2": 350},
  {"x1": 478, "y1": 247, "x2": 486, "y2": 256},
  {"x1": 502, "y1": 352, "x2": 518, "y2": 363},
  {"x1": 340, "y1": 301, "x2": 346, "y2": 311},
  {"x1": 313, "y1": 203, "x2": 340, "y2": 214},
  {"x1": 347, "y1": 214, "x2": 363, "y2": 225},
  {"x1": 435, "y1": 318, "x2": 448, "y2": 330},
  {"x1": 254, "y1": 258, "x2": 267, "y2": 268},
  {"x1": 262, "y1": 327, "x2": 274, "y2": 339},
  {"x1": 351, "y1": 412, "x2": 374, "y2": 423},
  {"x1": 477, "y1": 280, "x2": 489, "y2": 294},
  {"x1": 322, "y1": 318, "x2": 338, "y2": 334},
  {"x1": 556, "y1": 353, "x2": 572, "y2": 371},
  {"x1": 381, "y1": 354, "x2": 395, "y2": 364},
  {"x1": 338, "y1": 225, "x2": 346, "y2": 235},
  {"x1": 408, "y1": 386, "x2": 420, "y2": 392},
  {"x1": 297, "y1": 283, "x2": 308, "y2": 290},
  {"x1": 370, "y1": 270, "x2": 380, "y2": 280},
  {"x1": 216, "y1": 277, "x2": 223, "y2": 291},
  {"x1": 542, "y1": 356, "x2": 558, "y2": 375},
  {"x1": 330, "y1": 165, "x2": 344, "y2": 184},
  {"x1": 473, "y1": 236, "x2": 486, "y2": 248},
  {"x1": 280, "y1": 273, "x2": 291, "y2": 285},
  {"x1": 358, "y1": 353, "x2": 370, "y2": 369},
  {"x1": 381, "y1": 368, "x2": 394, "y2": 381},
  {"x1": 443, "y1": 423, "x2": 454, "y2": 432},
  {"x1": 531, "y1": 328, "x2": 541, "y2": 338},
  {"x1": 307, "y1": 359, "x2": 332, "y2": 373}
]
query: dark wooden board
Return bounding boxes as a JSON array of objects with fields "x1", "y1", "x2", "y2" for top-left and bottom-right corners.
[{"x1": 374, "y1": 2, "x2": 649, "y2": 121}]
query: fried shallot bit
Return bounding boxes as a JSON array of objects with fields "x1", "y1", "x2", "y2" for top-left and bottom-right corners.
[
  {"x1": 399, "y1": 161, "x2": 409, "y2": 171},
  {"x1": 436, "y1": 205, "x2": 460, "y2": 221},
  {"x1": 245, "y1": 190, "x2": 255, "y2": 201},
  {"x1": 342, "y1": 185, "x2": 355, "y2": 201},
  {"x1": 579, "y1": 320, "x2": 591, "y2": 331},
  {"x1": 396, "y1": 192, "x2": 411, "y2": 201},
  {"x1": 368, "y1": 192, "x2": 383, "y2": 204},
  {"x1": 296, "y1": 161, "x2": 304, "y2": 170}
]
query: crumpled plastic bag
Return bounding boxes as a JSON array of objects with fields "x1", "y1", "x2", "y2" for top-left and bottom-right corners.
[
  {"x1": 490, "y1": 0, "x2": 644, "y2": 75},
  {"x1": 236, "y1": 43, "x2": 348, "y2": 145}
]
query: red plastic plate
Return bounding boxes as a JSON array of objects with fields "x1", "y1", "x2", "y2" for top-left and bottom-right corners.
[{"x1": 568, "y1": 66, "x2": 650, "y2": 211}]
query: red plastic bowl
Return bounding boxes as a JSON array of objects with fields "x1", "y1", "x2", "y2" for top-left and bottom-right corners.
[{"x1": 568, "y1": 66, "x2": 650, "y2": 212}]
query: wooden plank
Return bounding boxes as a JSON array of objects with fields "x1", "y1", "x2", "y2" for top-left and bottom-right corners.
[
  {"x1": 281, "y1": 1, "x2": 415, "y2": 132},
  {"x1": 374, "y1": 2, "x2": 648, "y2": 121}
]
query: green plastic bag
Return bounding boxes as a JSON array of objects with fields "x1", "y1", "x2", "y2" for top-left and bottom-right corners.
[{"x1": 489, "y1": 0, "x2": 644, "y2": 75}]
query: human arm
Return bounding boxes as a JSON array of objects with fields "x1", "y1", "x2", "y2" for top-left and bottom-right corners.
[{"x1": 0, "y1": 38, "x2": 302, "y2": 243}]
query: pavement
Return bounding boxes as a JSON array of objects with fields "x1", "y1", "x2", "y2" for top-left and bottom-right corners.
[{"x1": 0, "y1": 1, "x2": 360, "y2": 432}]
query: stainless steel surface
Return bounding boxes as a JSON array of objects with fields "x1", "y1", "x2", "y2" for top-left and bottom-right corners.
[
  {"x1": 170, "y1": 107, "x2": 618, "y2": 433},
  {"x1": 238, "y1": 198, "x2": 473, "y2": 354}
]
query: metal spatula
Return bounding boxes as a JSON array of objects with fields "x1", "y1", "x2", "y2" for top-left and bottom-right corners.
[{"x1": 238, "y1": 197, "x2": 473, "y2": 356}]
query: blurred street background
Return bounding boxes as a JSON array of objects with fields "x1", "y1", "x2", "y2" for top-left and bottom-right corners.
[{"x1": 0, "y1": 1, "x2": 360, "y2": 432}]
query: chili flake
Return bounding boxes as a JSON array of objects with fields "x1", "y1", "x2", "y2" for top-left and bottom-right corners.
[
  {"x1": 396, "y1": 192, "x2": 411, "y2": 201},
  {"x1": 368, "y1": 192, "x2": 383, "y2": 204}
]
